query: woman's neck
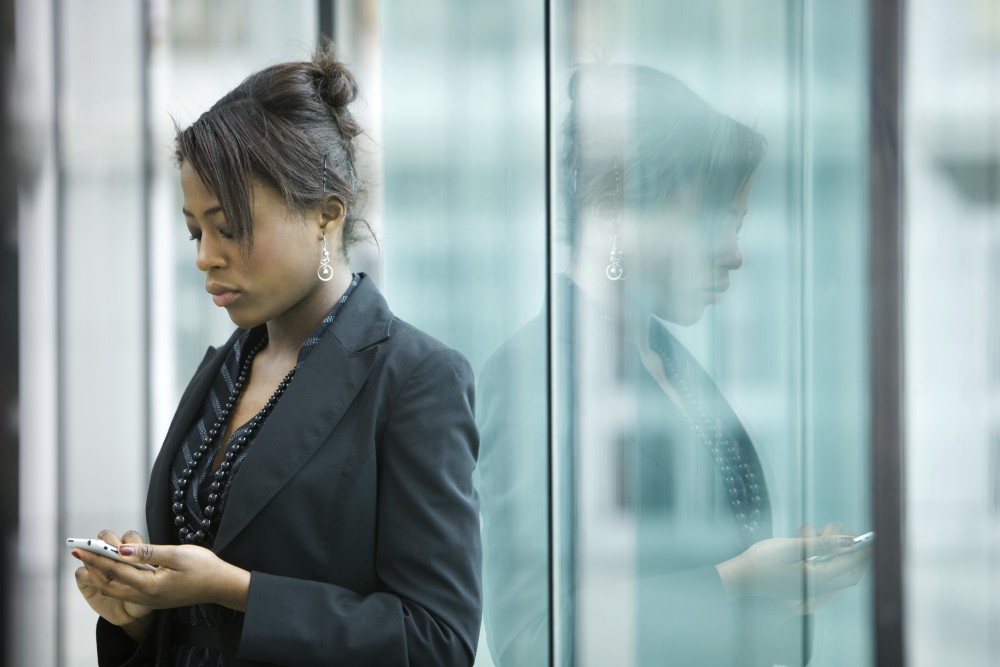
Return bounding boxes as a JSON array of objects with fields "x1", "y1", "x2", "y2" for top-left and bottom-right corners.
[
  {"x1": 566, "y1": 261, "x2": 651, "y2": 349},
  {"x1": 264, "y1": 266, "x2": 353, "y2": 358}
]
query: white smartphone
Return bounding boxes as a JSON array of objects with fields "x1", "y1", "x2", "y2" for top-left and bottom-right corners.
[{"x1": 66, "y1": 538, "x2": 156, "y2": 571}]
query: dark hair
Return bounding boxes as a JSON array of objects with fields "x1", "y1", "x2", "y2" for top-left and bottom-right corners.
[
  {"x1": 175, "y1": 40, "x2": 371, "y2": 257},
  {"x1": 562, "y1": 65, "x2": 765, "y2": 240}
]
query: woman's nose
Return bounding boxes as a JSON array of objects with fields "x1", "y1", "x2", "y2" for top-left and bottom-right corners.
[
  {"x1": 717, "y1": 234, "x2": 742, "y2": 271},
  {"x1": 195, "y1": 236, "x2": 225, "y2": 272}
]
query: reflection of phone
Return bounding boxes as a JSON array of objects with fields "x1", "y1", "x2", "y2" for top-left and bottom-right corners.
[
  {"x1": 66, "y1": 538, "x2": 156, "y2": 571},
  {"x1": 807, "y1": 531, "x2": 875, "y2": 562},
  {"x1": 852, "y1": 531, "x2": 875, "y2": 546}
]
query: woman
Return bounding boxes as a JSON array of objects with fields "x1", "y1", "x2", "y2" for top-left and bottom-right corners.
[
  {"x1": 477, "y1": 64, "x2": 869, "y2": 666},
  {"x1": 71, "y1": 44, "x2": 482, "y2": 667}
]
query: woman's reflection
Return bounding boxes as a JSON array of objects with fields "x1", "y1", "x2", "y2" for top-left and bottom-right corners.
[{"x1": 478, "y1": 64, "x2": 871, "y2": 666}]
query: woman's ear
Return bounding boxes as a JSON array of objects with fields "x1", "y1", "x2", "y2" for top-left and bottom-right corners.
[
  {"x1": 591, "y1": 194, "x2": 622, "y2": 229},
  {"x1": 590, "y1": 195, "x2": 622, "y2": 230},
  {"x1": 319, "y1": 197, "x2": 347, "y2": 235}
]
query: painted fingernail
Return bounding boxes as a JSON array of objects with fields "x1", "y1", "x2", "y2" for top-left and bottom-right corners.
[
  {"x1": 118, "y1": 545, "x2": 135, "y2": 556},
  {"x1": 71, "y1": 550, "x2": 82, "y2": 560}
]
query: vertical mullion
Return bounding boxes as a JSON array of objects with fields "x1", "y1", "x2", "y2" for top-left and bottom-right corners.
[
  {"x1": 319, "y1": 0, "x2": 335, "y2": 42},
  {"x1": 869, "y1": 0, "x2": 906, "y2": 665},
  {"x1": 141, "y1": 0, "x2": 153, "y2": 479},
  {"x1": 52, "y1": 0, "x2": 65, "y2": 662},
  {"x1": 544, "y1": 0, "x2": 556, "y2": 663},
  {"x1": 0, "y1": 0, "x2": 17, "y2": 661},
  {"x1": 791, "y1": 0, "x2": 812, "y2": 662}
]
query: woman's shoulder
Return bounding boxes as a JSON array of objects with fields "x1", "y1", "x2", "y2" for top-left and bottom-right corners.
[
  {"x1": 344, "y1": 275, "x2": 471, "y2": 371},
  {"x1": 383, "y1": 314, "x2": 473, "y2": 377}
]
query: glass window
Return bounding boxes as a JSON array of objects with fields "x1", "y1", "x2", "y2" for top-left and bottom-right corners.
[
  {"x1": 376, "y1": 2, "x2": 547, "y2": 665},
  {"x1": 16, "y1": 1, "x2": 921, "y2": 664},
  {"x1": 904, "y1": 1, "x2": 1000, "y2": 664},
  {"x1": 549, "y1": 1, "x2": 874, "y2": 664}
]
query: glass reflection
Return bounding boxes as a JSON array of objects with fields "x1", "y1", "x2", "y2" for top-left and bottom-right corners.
[
  {"x1": 477, "y1": 266, "x2": 550, "y2": 667},
  {"x1": 558, "y1": 65, "x2": 873, "y2": 665}
]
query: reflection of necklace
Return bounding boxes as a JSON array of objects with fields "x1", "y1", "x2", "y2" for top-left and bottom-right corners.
[
  {"x1": 172, "y1": 335, "x2": 297, "y2": 545},
  {"x1": 647, "y1": 334, "x2": 763, "y2": 538}
]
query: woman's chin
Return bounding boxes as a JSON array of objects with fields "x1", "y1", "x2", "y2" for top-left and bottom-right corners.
[
  {"x1": 659, "y1": 303, "x2": 709, "y2": 327},
  {"x1": 222, "y1": 306, "x2": 265, "y2": 331}
]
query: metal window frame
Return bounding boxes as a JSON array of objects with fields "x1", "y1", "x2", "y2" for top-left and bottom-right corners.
[
  {"x1": 1, "y1": 0, "x2": 17, "y2": 663},
  {"x1": 868, "y1": 0, "x2": 907, "y2": 665}
]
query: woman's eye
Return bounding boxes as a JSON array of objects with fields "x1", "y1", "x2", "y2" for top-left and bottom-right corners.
[
  {"x1": 219, "y1": 229, "x2": 235, "y2": 240},
  {"x1": 188, "y1": 231, "x2": 201, "y2": 242}
]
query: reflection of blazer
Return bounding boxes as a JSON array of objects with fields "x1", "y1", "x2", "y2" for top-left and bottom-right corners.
[
  {"x1": 478, "y1": 279, "x2": 808, "y2": 667},
  {"x1": 98, "y1": 277, "x2": 482, "y2": 667}
]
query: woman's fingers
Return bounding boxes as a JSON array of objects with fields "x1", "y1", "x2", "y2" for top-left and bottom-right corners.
[
  {"x1": 120, "y1": 530, "x2": 147, "y2": 545},
  {"x1": 117, "y1": 543, "x2": 172, "y2": 572},
  {"x1": 96, "y1": 529, "x2": 122, "y2": 547},
  {"x1": 806, "y1": 544, "x2": 872, "y2": 595},
  {"x1": 803, "y1": 534, "x2": 855, "y2": 560},
  {"x1": 818, "y1": 522, "x2": 845, "y2": 537}
]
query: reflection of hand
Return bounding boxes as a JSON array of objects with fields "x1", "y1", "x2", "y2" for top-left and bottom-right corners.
[
  {"x1": 72, "y1": 528, "x2": 251, "y2": 640},
  {"x1": 716, "y1": 526, "x2": 871, "y2": 605},
  {"x1": 72, "y1": 529, "x2": 156, "y2": 642}
]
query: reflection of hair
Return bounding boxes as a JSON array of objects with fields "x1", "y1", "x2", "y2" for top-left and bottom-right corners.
[
  {"x1": 175, "y1": 40, "x2": 370, "y2": 256},
  {"x1": 562, "y1": 64, "x2": 765, "y2": 239}
]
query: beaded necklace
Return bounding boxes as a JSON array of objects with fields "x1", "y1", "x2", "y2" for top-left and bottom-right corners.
[
  {"x1": 172, "y1": 335, "x2": 297, "y2": 545},
  {"x1": 171, "y1": 275, "x2": 360, "y2": 547},
  {"x1": 647, "y1": 331, "x2": 764, "y2": 539}
]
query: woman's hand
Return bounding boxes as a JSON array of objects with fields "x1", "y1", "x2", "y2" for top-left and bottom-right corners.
[
  {"x1": 716, "y1": 523, "x2": 871, "y2": 607},
  {"x1": 72, "y1": 530, "x2": 155, "y2": 642},
  {"x1": 72, "y1": 529, "x2": 251, "y2": 632}
]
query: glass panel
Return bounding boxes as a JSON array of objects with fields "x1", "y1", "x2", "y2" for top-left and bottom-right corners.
[
  {"x1": 801, "y1": 3, "x2": 874, "y2": 664},
  {"x1": 49, "y1": 2, "x2": 319, "y2": 665},
  {"x1": 16, "y1": 0, "x2": 61, "y2": 663},
  {"x1": 377, "y1": 3, "x2": 547, "y2": 666},
  {"x1": 550, "y1": 2, "x2": 874, "y2": 665},
  {"x1": 153, "y1": 0, "x2": 318, "y2": 449},
  {"x1": 57, "y1": 2, "x2": 146, "y2": 661},
  {"x1": 904, "y1": 0, "x2": 1000, "y2": 664}
]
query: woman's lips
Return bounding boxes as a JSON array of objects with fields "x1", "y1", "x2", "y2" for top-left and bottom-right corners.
[
  {"x1": 207, "y1": 283, "x2": 240, "y2": 307},
  {"x1": 705, "y1": 281, "x2": 730, "y2": 304},
  {"x1": 212, "y1": 291, "x2": 239, "y2": 307}
]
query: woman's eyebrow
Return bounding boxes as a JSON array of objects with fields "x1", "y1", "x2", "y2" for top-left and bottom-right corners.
[{"x1": 182, "y1": 205, "x2": 224, "y2": 219}]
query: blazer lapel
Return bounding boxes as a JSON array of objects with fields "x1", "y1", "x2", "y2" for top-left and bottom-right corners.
[
  {"x1": 146, "y1": 336, "x2": 238, "y2": 544},
  {"x1": 211, "y1": 277, "x2": 393, "y2": 553}
]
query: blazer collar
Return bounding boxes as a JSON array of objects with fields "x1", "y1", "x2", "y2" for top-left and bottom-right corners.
[{"x1": 147, "y1": 275, "x2": 393, "y2": 551}]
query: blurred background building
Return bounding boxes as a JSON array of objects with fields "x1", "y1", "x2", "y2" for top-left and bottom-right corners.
[{"x1": 2, "y1": 0, "x2": 997, "y2": 665}]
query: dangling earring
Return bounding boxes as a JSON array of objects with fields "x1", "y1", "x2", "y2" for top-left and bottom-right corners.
[
  {"x1": 317, "y1": 236, "x2": 334, "y2": 282},
  {"x1": 606, "y1": 233, "x2": 627, "y2": 281}
]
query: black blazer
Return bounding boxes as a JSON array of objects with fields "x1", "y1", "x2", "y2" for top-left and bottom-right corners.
[{"x1": 99, "y1": 276, "x2": 482, "y2": 666}]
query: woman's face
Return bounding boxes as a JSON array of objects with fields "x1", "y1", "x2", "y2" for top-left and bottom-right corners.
[
  {"x1": 180, "y1": 162, "x2": 327, "y2": 330},
  {"x1": 628, "y1": 179, "x2": 751, "y2": 326}
]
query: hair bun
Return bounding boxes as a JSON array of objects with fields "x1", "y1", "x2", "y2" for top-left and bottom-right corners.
[{"x1": 312, "y1": 41, "x2": 359, "y2": 110}]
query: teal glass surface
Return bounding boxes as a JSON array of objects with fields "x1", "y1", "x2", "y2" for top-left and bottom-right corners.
[
  {"x1": 904, "y1": 1, "x2": 1000, "y2": 665},
  {"x1": 549, "y1": 1, "x2": 874, "y2": 664},
  {"x1": 378, "y1": 2, "x2": 548, "y2": 666}
]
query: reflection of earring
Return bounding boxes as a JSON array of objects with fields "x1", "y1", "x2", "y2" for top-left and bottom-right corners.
[
  {"x1": 317, "y1": 236, "x2": 334, "y2": 282},
  {"x1": 606, "y1": 233, "x2": 627, "y2": 281}
]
